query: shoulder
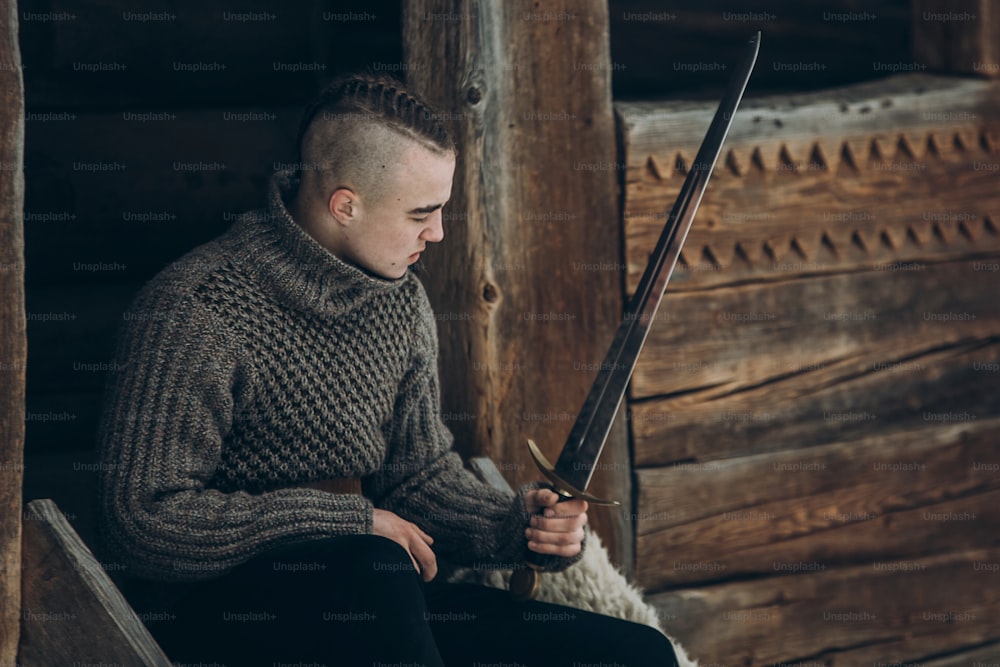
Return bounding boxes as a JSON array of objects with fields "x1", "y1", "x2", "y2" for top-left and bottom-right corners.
[
  {"x1": 395, "y1": 272, "x2": 442, "y2": 362},
  {"x1": 403, "y1": 271, "x2": 434, "y2": 312},
  {"x1": 399, "y1": 271, "x2": 438, "y2": 329},
  {"x1": 114, "y1": 239, "x2": 246, "y2": 379},
  {"x1": 124, "y1": 236, "x2": 234, "y2": 328}
]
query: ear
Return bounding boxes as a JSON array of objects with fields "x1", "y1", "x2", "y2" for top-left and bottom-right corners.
[{"x1": 328, "y1": 188, "x2": 360, "y2": 226}]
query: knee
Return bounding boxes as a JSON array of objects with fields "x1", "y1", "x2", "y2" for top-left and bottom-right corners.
[
  {"x1": 317, "y1": 534, "x2": 418, "y2": 582},
  {"x1": 259, "y1": 534, "x2": 416, "y2": 580},
  {"x1": 355, "y1": 535, "x2": 418, "y2": 577},
  {"x1": 619, "y1": 624, "x2": 682, "y2": 666}
]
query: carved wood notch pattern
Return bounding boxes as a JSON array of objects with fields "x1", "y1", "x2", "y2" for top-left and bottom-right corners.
[
  {"x1": 624, "y1": 128, "x2": 1000, "y2": 290},
  {"x1": 619, "y1": 74, "x2": 1000, "y2": 291}
]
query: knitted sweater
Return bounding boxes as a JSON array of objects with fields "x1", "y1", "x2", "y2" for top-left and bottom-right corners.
[{"x1": 97, "y1": 170, "x2": 578, "y2": 583}]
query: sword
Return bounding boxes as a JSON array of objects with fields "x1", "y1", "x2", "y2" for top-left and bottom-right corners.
[{"x1": 510, "y1": 31, "x2": 761, "y2": 600}]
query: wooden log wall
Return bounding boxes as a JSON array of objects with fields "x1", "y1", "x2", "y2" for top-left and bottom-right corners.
[
  {"x1": 618, "y1": 73, "x2": 1000, "y2": 665},
  {"x1": 0, "y1": 0, "x2": 25, "y2": 662},
  {"x1": 402, "y1": 0, "x2": 631, "y2": 568}
]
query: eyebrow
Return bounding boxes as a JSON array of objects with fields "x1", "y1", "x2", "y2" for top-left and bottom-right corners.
[{"x1": 406, "y1": 202, "x2": 446, "y2": 215}]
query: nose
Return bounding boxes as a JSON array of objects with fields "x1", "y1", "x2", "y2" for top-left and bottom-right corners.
[{"x1": 421, "y1": 210, "x2": 445, "y2": 244}]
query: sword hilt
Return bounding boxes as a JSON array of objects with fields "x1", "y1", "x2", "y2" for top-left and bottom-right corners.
[
  {"x1": 525, "y1": 439, "x2": 622, "y2": 506},
  {"x1": 509, "y1": 439, "x2": 620, "y2": 601}
]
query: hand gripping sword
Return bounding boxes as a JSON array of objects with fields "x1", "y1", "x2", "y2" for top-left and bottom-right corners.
[{"x1": 510, "y1": 32, "x2": 761, "y2": 601}]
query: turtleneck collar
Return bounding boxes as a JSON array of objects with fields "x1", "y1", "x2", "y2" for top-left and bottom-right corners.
[{"x1": 223, "y1": 170, "x2": 408, "y2": 316}]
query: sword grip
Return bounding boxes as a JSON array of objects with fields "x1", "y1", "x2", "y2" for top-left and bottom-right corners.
[{"x1": 509, "y1": 485, "x2": 573, "y2": 601}]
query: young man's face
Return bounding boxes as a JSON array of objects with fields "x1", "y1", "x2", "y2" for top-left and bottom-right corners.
[{"x1": 341, "y1": 143, "x2": 455, "y2": 280}]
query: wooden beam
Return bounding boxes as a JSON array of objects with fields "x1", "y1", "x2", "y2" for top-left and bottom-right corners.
[
  {"x1": 635, "y1": 419, "x2": 1000, "y2": 590},
  {"x1": 402, "y1": 1, "x2": 631, "y2": 568},
  {"x1": 629, "y1": 259, "x2": 1000, "y2": 420},
  {"x1": 632, "y1": 334, "x2": 1000, "y2": 467},
  {"x1": 913, "y1": 0, "x2": 1000, "y2": 77},
  {"x1": 18, "y1": 500, "x2": 172, "y2": 666},
  {"x1": 0, "y1": 0, "x2": 25, "y2": 661},
  {"x1": 650, "y1": 546, "x2": 1000, "y2": 666}
]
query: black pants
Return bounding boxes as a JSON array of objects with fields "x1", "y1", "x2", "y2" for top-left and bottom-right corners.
[{"x1": 148, "y1": 535, "x2": 678, "y2": 666}]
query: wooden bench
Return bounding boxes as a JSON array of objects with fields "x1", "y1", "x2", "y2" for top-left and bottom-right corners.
[{"x1": 19, "y1": 498, "x2": 172, "y2": 666}]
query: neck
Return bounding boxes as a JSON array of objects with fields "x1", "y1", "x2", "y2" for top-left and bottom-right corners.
[
  {"x1": 290, "y1": 188, "x2": 343, "y2": 258},
  {"x1": 219, "y1": 169, "x2": 404, "y2": 317},
  {"x1": 288, "y1": 189, "x2": 318, "y2": 236}
]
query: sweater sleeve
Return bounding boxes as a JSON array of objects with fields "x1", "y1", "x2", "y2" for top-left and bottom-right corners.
[
  {"x1": 363, "y1": 280, "x2": 584, "y2": 573},
  {"x1": 97, "y1": 277, "x2": 374, "y2": 583}
]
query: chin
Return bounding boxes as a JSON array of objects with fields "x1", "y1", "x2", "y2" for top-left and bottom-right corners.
[
  {"x1": 353, "y1": 260, "x2": 405, "y2": 281},
  {"x1": 385, "y1": 264, "x2": 411, "y2": 280}
]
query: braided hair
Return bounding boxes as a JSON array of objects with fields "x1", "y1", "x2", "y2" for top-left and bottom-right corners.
[
  {"x1": 292, "y1": 74, "x2": 454, "y2": 206},
  {"x1": 296, "y1": 74, "x2": 453, "y2": 166}
]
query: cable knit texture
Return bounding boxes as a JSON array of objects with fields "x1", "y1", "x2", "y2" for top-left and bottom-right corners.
[{"x1": 97, "y1": 170, "x2": 581, "y2": 583}]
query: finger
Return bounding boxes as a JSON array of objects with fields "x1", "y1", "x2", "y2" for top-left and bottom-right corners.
[
  {"x1": 411, "y1": 537, "x2": 438, "y2": 582},
  {"x1": 526, "y1": 488, "x2": 561, "y2": 512},
  {"x1": 531, "y1": 512, "x2": 588, "y2": 533},
  {"x1": 524, "y1": 489, "x2": 548, "y2": 514},
  {"x1": 527, "y1": 526, "x2": 586, "y2": 547},
  {"x1": 404, "y1": 548, "x2": 422, "y2": 575},
  {"x1": 538, "y1": 488, "x2": 562, "y2": 507},
  {"x1": 527, "y1": 536, "x2": 583, "y2": 558},
  {"x1": 541, "y1": 499, "x2": 588, "y2": 519},
  {"x1": 412, "y1": 522, "x2": 434, "y2": 546}
]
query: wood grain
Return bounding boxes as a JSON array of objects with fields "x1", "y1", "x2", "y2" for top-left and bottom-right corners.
[
  {"x1": 651, "y1": 546, "x2": 1000, "y2": 667},
  {"x1": 635, "y1": 419, "x2": 1000, "y2": 590},
  {"x1": 632, "y1": 336, "x2": 1000, "y2": 466},
  {"x1": 403, "y1": 0, "x2": 631, "y2": 567},
  {"x1": 0, "y1": 0, "x2": 25, "y2": 660},
  {"x1": 912, "y1": 0, "x2": 1000, "y2": 77},
  {"x1": 629, "y1": 258, "x2": 1000, "y2": 410},
  {"x1": 621, "y1": 72, "x2": 1000, "y2": 665},
  {"x1": 18, "y1": 499, "x2": 171, "y2": 666},
  {"x1": 617, "y1": 73, "x2": 1000, "y2": 292}
]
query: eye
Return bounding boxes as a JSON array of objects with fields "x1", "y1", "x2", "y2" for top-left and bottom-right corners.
[{"x1": 411, "y1": 216, "x2": 429, "y2": 223}]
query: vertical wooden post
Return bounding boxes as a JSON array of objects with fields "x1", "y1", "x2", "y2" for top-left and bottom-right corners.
[
  {"x1": 403, "y1": 1, "x2": 632, "y2": 569},
  {"x1": 912, "y1": 0, "x2": 1000, "y2": 76},
  {"x1": 0, "y1": 0, "x2": 25, "y2": 662}
]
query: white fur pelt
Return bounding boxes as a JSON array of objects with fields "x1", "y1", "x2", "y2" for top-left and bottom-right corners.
[{"x1": 448, "y1": 529, "x2": 698, "y2": 667}]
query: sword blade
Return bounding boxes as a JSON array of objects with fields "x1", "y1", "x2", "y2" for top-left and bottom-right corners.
[{"x1": 553, "y1": 31, "x2": 761, "y2": 491}]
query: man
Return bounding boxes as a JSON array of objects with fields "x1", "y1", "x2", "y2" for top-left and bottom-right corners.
[{"x1": 97, "y1": 74, "x2": 676, "y2": 665}]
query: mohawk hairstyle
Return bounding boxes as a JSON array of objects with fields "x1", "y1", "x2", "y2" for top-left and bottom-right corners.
[
  {"x1": 293, "y1": 74, "x2": 454, "y2": 205},
  {"x1": 296, "y1": 74, "x2": 453, "y2": 166}
]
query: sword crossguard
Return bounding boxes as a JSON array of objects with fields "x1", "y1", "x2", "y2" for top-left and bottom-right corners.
[{"x1": 525, "y1": 439, "x2": 621, "y2": 507}]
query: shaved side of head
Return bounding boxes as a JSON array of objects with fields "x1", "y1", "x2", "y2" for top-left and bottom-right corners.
[{"x1": 295, "y1": 75, "x2": 455, "y2": 207}]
